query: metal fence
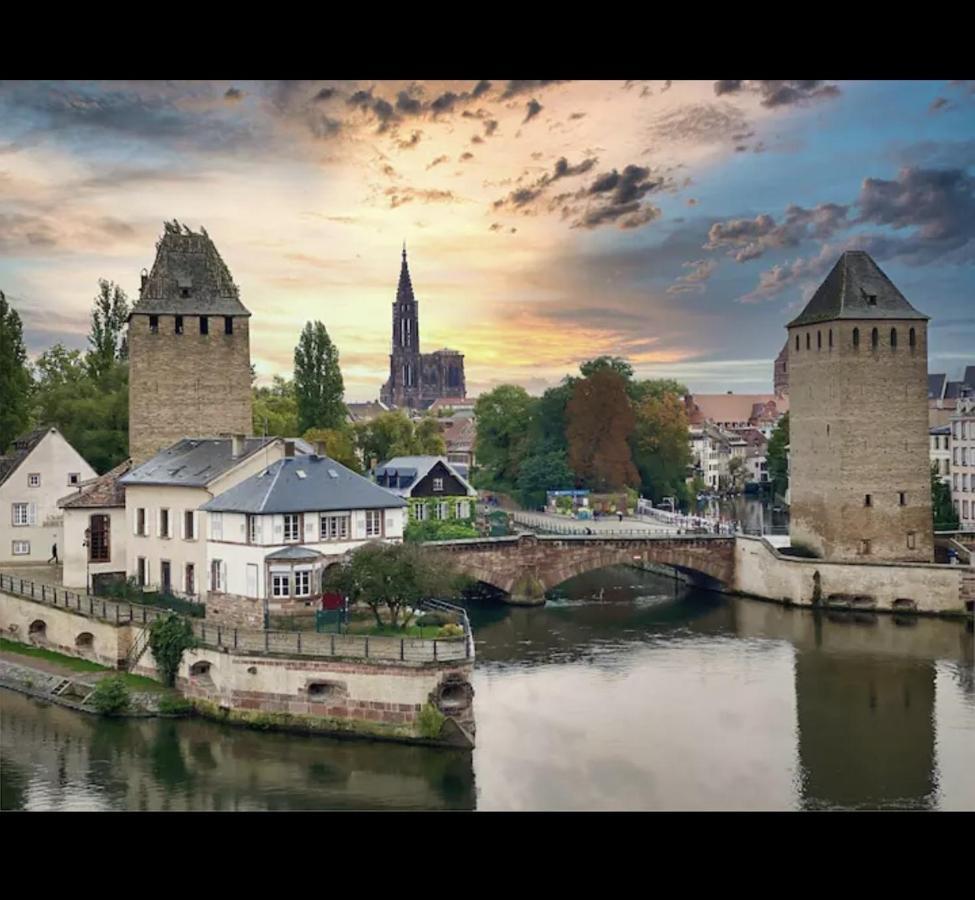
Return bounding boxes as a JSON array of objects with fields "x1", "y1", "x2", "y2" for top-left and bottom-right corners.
[
  {"x1": 509, "y1": 512, "x2": 728, "y2": 537},
  {"x1": 0, "y1": 573, "x2": 472, "y2": 665}
]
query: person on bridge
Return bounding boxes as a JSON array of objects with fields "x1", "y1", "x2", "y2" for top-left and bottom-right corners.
[
  {"x1": 617, "y1": 511, "x2": 623, "y2": 522},
  {"x1": 48, "y1": 542, "x2": 58, "y2": 564}
]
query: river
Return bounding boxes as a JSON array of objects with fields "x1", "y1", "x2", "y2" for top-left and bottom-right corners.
[{"x1": 2, "y1": 565, "x2": 973, "y2": 811}]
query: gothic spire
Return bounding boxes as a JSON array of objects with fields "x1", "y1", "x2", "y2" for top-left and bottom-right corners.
[{"x1": 396, "y1": 244, "x2": 415, "y2": 305}]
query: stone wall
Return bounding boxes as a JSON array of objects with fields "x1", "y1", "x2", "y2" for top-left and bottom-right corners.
[
  {"x1": 205, "y1": 590, "x2": 265, "y2": 629},
  {"x1": 734, "y1": 535, "x2": 968, "y2": 615}
]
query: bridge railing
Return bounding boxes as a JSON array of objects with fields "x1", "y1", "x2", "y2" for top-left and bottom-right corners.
[
  {"x1": 510, "y1": 511, "x2": 735, "y2": 537},
  {"x1": 0, "y1": 573, "x2": 472, "y2": 665}
]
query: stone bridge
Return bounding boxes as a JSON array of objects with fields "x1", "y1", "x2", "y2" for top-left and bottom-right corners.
[{"x1": 428, "y1": 533, "x2": 736, "y2": 605}]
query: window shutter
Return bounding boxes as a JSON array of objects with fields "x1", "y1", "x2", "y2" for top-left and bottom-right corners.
[
  {"x1": 133, "y1": 510, "x2": 139, "y2": 536},
  {"x1": 353, "y1": 509, "x2": 366, "y2": 539},
  {"x1": 240, "y1": 517, "x2": 246, "y2": 539},
  {"x1": 304, "y1": 515, "x2": 315, "y2": 542},
  {"x1": 221, "y1": 561, "x2": 228, "y2": 593},
  {"x1": 273, "y1": 515, "x2": 284, "y2": 539},
  {"x1": 179, "y1": 510, "x2": 185, "y2": 540},
  {"x1": 29, "y1": 503, "x2": 37, "y2": 526},
  {"x1": 191, "y1": 511, "x2": 198, "y2": 541}
]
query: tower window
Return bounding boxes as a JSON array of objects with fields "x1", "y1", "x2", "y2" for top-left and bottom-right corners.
[
  {"x1": 817, "y1": 331, "x2": 822, "y2": 350},
  {"x1": 871, "y1": 327, "x2": 879, "y2": 349},
  {"x1": 805, "y1": 333, "x2": 810, "y2": 350},
  {"x1": 199, "y1": 316, "x2": 208, "y2": 335},
  {"x1": 866, "y1": 294, "x2": 877, "y2": 306},
  {"x1": 864, "y1": 494, "x2": 872, "y2": 507},
  {"x1": 149, "y1": 315, "x2": 158, "y2": 334},
  {"x1": 853, "y1": 327, "x2": 860, "y2": 348},
  {"x1": 795, "y1": 335, "x2": 800, "y2": 351},
  {"x1": 175, "y1": 315, "x2": 183, "y2": 335},
  {"x1": 828, "y1": 329, "x2": 833, "y2": 349},
  {"x1": 907, "y1": 532, "x2": 916, "y2": 550},
  {"x1": 899, "y1": 492, "x2": 906, "y2": 506},
  {"x1": 859, "y1": 539, "x2": 872, "y2": 555},
  {"x1": 224, "y1": 317, "x2": 233, "y2": 335},
  {"x1": 909, "y1": 327, "x2": 916, "y2": 348},
  {"x1": 890, "y1": 328, "x2": 897, "y2": 348},
  {"x1": 180, "y1": 287, "x2": 191, "y2": 299}
]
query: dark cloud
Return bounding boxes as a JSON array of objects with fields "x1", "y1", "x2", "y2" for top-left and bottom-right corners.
[
  {"x1": 572, "y1": 165, "x2": 668, "y2": 230},
  {"x1": 484, "y1": 119, "x2": 499, "y2": 136},
  {"x1": 314, "y1": 87, "x2": 336, "y2": 102},
  {"x1": 650, "y1": 103, "x2": 748, "y2": 146},
  {"x1": 714, "y1": 80, "x2": 742, "y2": 96},
  {"x1": 397, "y1": 129, "x2": 422, "y2": 149},
  {"x1": 472, "y1": 80, "x2": 492, "y2": 98},
  {"x1": 460, "y1": 152, "x2": 474, "y2": 161},
  {"x1": 426, "y1": 154, "x2": 448, "y2": 170},
  {"x1": 309, "y1": 115, "x2": 341, "y2": 138},
  {"x1": 396, "y1": 91, "x2": 423, "y2": 115},
  {"x1": 493, "y1": 155, "x2": 599, "y2": 211},
  {"x1": 712, "y1": 80, "x2": 841, "y2": 108},
  {"x1": 224, "y1": 87, "x2": 243, "y2": 102},
  {"x1": 523, "y1": 99, "x2": 543, "y2": 124},
  {"x1": 569, "y1": 112, "x2": 586, "y2": 120},
  {"x1": 929, "y1": 97, "x2": 951, "y2": 113},
  {"x1": 667, "y1": 259, "x2": 717, "y2": 294},
  {"x1": 707, "y1": 203, "x2": 850, "y2": 261},
  {"x1": 471, "y1": 134, "x2": 484, "y2": 144},
  {"x1": 500, "y1": 80, "x2": 569, "y2": 99},
  {"x1": 430, "y1": 91, "x2": 460, "y2": 115},
  {"x1": 661, "y1": 80, "x2": 672, "y2": 92},
  {"x1": 384, "y1": 187, "x2": 457, "y2": 209}
]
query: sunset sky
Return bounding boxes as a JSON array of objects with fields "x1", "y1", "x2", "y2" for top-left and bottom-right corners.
[{"x1": 1, "y1": 79, "x2": 973, "y2": 400}]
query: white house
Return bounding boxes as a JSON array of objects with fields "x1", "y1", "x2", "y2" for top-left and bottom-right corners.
[
  {"x1": 0, "y1": 427, "x2": 96, "y2": 565},
  {"x1": 200, "y1": 453, "x2": 407, "y2": 623}
]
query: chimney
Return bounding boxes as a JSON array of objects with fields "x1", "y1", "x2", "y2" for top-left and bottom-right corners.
[
  {"x1": 231, "y1": 434, "x2": 246, "y2": 459},
  {"x1": 284, "y1": 440, "x2": 295, "y2": 458},
  {"x1": 314, "y1": 441, "x2": 328, "y2": 458}
]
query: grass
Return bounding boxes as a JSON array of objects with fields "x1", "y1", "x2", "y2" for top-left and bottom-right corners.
[
  {"x1": 0, "y1": 637, "x2": 169, "y2": 693},
  {"x1": 346, "y1": 622, "x2": 459, "y2": 639}
]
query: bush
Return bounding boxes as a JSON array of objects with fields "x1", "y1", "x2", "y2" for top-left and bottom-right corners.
[
  {"x1": 416, "y1": 612, "x2": 452, "y2": 627},
  {"x1": 91, "y1": 676, "x2": 130, "y2": 715},
  {"x1": 405, "y1": 519, "x2": 479, "y2": 543},
  {"x1": 417, "y1": 702, "x2": 446, "y2": 739},
  {"x1": 436, "y1": 623, "x2": 465, "y2": 639},
  {"x1": 158, "y1": 694, "x2": 193, "y2": 716},
  {"x1": 149, "y1": 614, "x2": 198, "y2": 687},
  {"x1": 100, "y1": 577, "x2": 205, "y2": 617}
]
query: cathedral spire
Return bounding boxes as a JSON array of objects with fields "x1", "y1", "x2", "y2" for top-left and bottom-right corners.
[{"x1": 396, "y1": 243, "x2": 415, "y2": 305}]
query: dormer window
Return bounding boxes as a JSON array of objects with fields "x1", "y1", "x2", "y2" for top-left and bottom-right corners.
[
  {"x1": 867, "y1": 295, "x2": 877, "y2": 306},
  {"x1": 177, "y1": 277, "x2": 192, "y2": 299}
]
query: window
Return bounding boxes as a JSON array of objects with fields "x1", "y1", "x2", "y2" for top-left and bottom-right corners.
[
  {"x1": 210, "y1": 512, "x2": 223, "y2": 540},
  {"x1": 295, "y1": 570, "x2": 311, "y2": 597},
  {"x1": 28, "y1": 473, "x2": 40, "y2": 487},
  {"x1": 457, "y1": 500, "x2": 470, "y2": 519},
  {"x1": 864, "y1": 494, "x2": 872, "y2": 507},
  {"x1": 200, "y1": 316, "x2": 209, "y2": 335},
  {"x1": 185, "y1": 563, "x2": 195, "y2": 595},
  {"x1": 828, "y1": 329, "x2": 833, "y2": 349},
  {"x1": 795, "y1": 335, "x2": 800, "y2": 351},
  {"x1": 136, "y1": 507, "x2": 147, "y2": 536},
  {"x1": 907, "y1": 532, "x2": 916, "y2": 550},
  {"x1": 248, "y1": 514, "x2": 259, "y2": 544},
  {"x1": 12, "y1": 503, "x2": 30, "y2": 526},
  {"x1": 866, "y1": 293, "x2": 877, "y2": 306},
  {"x1": 898, "y1": 492, "x2": 906, "y2": 506},
  {"x1": 184, "y1": 510, "x2": 195, "y2": 540},
  {"x1": 68, "y1": 473, "x2": 80, "y2": 486},
  {"x1": 817, "y1": 331, "x2": 822, "y2": 350},
  {"x1": 320, "y1": 514, "x2": 350, "y2": 540},
  {"x1": 88, "y1": 514, "x2": 110, "y2": 563},
  {"x1": 149, "y1": 315, "x2": 159, "y2": 334},
  {"x1": 224, "y1": 316, "x2": 233, "y2": 335},
  {"x1": 433, "y1": 477, "x2": 444, "y2": 492},
  {"x1": 859, "y1": 539, "x2": 871, "y2": 556},
  {"x1": 365, "y1": 509, "x2": 382, "y2": 536},
  {"x1": 160, "y1": 561, "x2": 171, "y2": 593},
  {"x1": 909, "y1": 327, "x2": 916, "y2": 348},
  {"x1": 12, "y1": 541, "x2": 30, "y2": 556},
  {"x1": 137, "y1": 557, "x2": 147, "y2": 588},
  {"x1": 871, "y1": 327, "x2": 879, "y2": 349},
  {"x1": 890, "y1": 328, "x2": 897, "y2": 348},
  {"x1": 411, "y1": 502, "x2": 427, "y2": 521},
  {"x1": 283, "y1": 514, "x2": 300, "y2": 542},
  {"x1": 211, "y1": 559, "x2": 223, "y2": 592},
  {"x1": 175, "y1": 315, "x2": 184, "y2": 335},
  {"x1": 805, "y1": 333, "x2": 810, "y2": 350},
  {"x1": 853, "y1": 327, "x2": 860, "y2": 348},
  {"x1": 272, "y1": 573, "x2": 290, "y2": 598},
  {"x1": 160, "y1": 508, "x2": 170, "y2": 538}
]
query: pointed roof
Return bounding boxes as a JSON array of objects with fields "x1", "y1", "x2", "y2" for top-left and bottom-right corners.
[
  {"x1": 787, "y1": 251, "x2": 928, "y2": 327},
  {"x1": 130, "y1": 221, "x2": 250, "y2": 318},
  {"x1": 0, "y1": 427, "x2": 50, "y2": 486},
  {"x1": 58, "y1": 459, "x2": 132, "y2": 509},
  {"x1": 396, "y1": 245, "x2": 415, "y2": 305}
]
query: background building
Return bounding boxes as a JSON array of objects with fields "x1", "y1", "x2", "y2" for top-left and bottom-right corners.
[
  {"x1": 950, "y1": 397, "x2": 974, "y2": 531},
  {"x1": 930, "y1": 425, "x2": 951, "y2": 485},
  {"x1": 374, "y1": 456, "x2": 476, "y2": 525}
]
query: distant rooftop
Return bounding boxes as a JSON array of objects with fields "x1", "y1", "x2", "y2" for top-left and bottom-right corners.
[{"x1": 788, "y1": 251, "x2": 928, "y2": 327}]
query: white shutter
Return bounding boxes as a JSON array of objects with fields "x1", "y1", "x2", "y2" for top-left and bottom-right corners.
[
  {"x1": 240, "y1": 516, "x2": 246, "y2": 539},
  {"x1": 304, "y1": 515, "x2": 315, "y2": 542},
  {"x1": 273, "y1": 515, "x2": 283, "y2": 539},
  {"x1": 179, "y1": 510, "x2": 185, "y2": 540},
  {"x1": 191, "y1": 511, "x2": 198, "y2": 541},
  {"x1": 221, "y1": 561, "x2": 228, "y2": 593},
  {"x1": 29, "y1": 503, "x2": 37, "y2": 526},
  {"x1": 353, "y1": 509, "x2": 366, "y2": 539},
  {"x1": 246, "y1": 563, "x2": 258, "y2": 598},
  {"x1": 133, "y1": 510, "x2": 139, "y2": 536},
  {"x1": 254, "y1": 516, "x2": 263, "y2": 544}
]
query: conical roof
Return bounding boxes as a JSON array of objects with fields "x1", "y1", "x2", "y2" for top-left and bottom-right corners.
[
  {"x1": 130, "y1": 221, "x2": 250, "y2": 318},
  {"x1": 787, "y1": 250, "x2": 927, "y2": 327},
  {"x1": 396, "y1": 246, "x2": 415, "y2": 305}
]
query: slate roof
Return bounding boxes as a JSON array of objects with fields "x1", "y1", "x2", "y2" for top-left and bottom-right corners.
[
  {"x1": 120, "y1": 437, "x2": 276, "y2": 488},
  {"x1": 930, "y1": 425, "x2": 951, "y2": 435},
  {"x1": 0, "y1": 427, "x2": 50, "y2": 487},
  {"x1": 787, "y1": 251, "x2": 928, "y2": 327},
  {"x1": 375, "y1": 456, "x2": 476, "y2": 498},
  {"x1": 201, "y1": 455, "x2": 406, "y2": 514},
  {"x1": 58, "y1": 459, "x2": 132, "y2": 509},
  {"x1": 346, "y1": 401, "x2": 389, "y2": 423},
  {"x1": 130, "y1": 221, "x2": 251, "y2": 318},
  {"x1": 928, "y1": 374, "x2": 947, "y2": 401}
]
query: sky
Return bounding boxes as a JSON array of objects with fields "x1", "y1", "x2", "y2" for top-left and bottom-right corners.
[{"x1": 1, "y1": 79, "x2": 973, "y2": 401}]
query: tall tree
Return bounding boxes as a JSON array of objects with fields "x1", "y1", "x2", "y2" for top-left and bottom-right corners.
[
  {"x1": 0, "y1": 291, "x2": 32, "y2": 453},
  {"x1": 253, "y1": 375, "x2": 298, "y2": 436},
  {"x1": 294, "y1": 321, "x2": 346, "y2": 434},
  {"x1": 931, "y1": 464, "x2": 959, "y2": 530},
  {"x1": 566, "y1": 369, "x2": 638, "y2": 491},
  {"x1": 631, "y1": 391, "x2": 691, "y2": 504},
  {"x1": 353, "y1": 411, "x2": 446, "y2": 466},
  {"x1": 473, "y1": 385, "x2": 536, "y2": 487},
  {"x1": 516, "y1": 451, "x2": 576, "y2": 509},
  {"x1": 303, "y1": 425, "x2": 362, "y2": 473},
  {"x1": 527, "y1": 379, "x2": 574, "y2": 457},
  {"x1": 86, "y1": 279, "x2": 129, "y2": 380},
  {"x1": 579, "y1": 355, "x2": 633, "y2": 381},
  {"x1": 767, "y1": 412, "x2": 790, "y2": 499}
]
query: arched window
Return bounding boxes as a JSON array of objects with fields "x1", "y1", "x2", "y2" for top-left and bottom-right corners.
[
  {"x1": 853, "y1": 327, "x2": 860, "y2": 348},
  {"x1": 817, "y1": 331, "x2": 822, "y2": 350},
  {"x1": 909, "y1": 327, "x2": 916, "y2": 348},
  {"x1": 795, "y1": 335, "x2": 800, "y2": 351},
  {"x1": 890, "y1": 328, "x2": 897, "y2": 348},
  {"x1": 828, "y1": 329, "x2": 833, "y2": 349},
  {"x1": 805, "y1": 333, "x2": 810, "y2": 350},
  {"x1": 871, "y1": 327, "x2": 879, "y2": 349}
]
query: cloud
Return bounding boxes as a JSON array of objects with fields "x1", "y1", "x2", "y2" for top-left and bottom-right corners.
[
  {"x1": 740, "y1": 244, "x2": 837, "y2": 303},
  {"x1": 712, "y1": 80, "x2": 841, "y2": 108},
  {"x1": 314, "y1": 87, "x2": 336, "y2": 102},
  {"x1": 929, "y1": 97, "x2": 951, "y2": 113},
  {"x1": 484, "y1": 119, "x2": 499, "y2": 136},
  {"x1": 472, "y1": 80, "x2": 492, "y2": 98},
  {"x1": 426, "y1": 154, "x2": 449, "y2": 169},
  {"x1": 384, "y1": 187, "x2": 457, "y2": 209},
  {"x1": 706, "y1": 203, "x2": 850, "y2": 261},
  {"x1": 569, "y1": 112, "x2": 586, "y2": 120},
  {"x1": 500, "y1": 80, "x2": 569, "y2": 99},
  {"x1": 397, "y1": 129, "x2": 422, "y2": 149},
  {"x1": 0, "y1": 212, "x2": 137, "y2": 255},
  {"x1": 471, "y1": 134, "x2": 484, "y2": 144},
  {"x1": 224, "y1": 87, "x2": 244, "y2": 103},
  {"x1": 430, "y1": 91, "x2": 461, "y2": 115},
  {"x1": 492, "y1": 155, "x2": 599, "y2": 212},
  {"x1": 667, "y1": 259, "x2": 717, "y2": 294},
  {"x1": 395, "y1": 91, "x2": 423, "y2": 115},
  {"x1": 650, "y1": 102, "x2": 749, "y2": 146},
  {"x1": 570, "y1": 165, "x2": 668, "y2": 230},
  {"x1": 460, "y1": 152, "x2": 474, "y2": 162},
  {"x1": 523, "y1": 99, "x2": 543, "y2": 124}
]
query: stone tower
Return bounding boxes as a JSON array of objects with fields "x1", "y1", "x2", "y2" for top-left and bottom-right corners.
[
  {"x1": 787, "y1": 250, "x2": 932, "y2": 562},
  {"x1": 128, "y1": 222, "x2": 253, "y2": 464},
  {"x1": 774, "y1": 340, "x2": 789, "y2": 397}
]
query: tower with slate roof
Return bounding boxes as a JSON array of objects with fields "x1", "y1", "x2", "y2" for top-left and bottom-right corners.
[
  {"x1": 787, "y1": 250, "x2": 932, "y2": 562},
  {"x1": 128, "y1": 222, "x2": 253, "y2": 464}
]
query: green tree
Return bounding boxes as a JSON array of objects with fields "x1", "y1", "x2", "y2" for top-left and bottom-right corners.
[
  {"x1": 579, "y1": 355, "x2": 633, "y2": 381},
  {"x1": 526, "y1": 380, "x2": 574, "y2": 457},
  {"x1": 0, "y1": 291, "x2": 32, "y2": 453},
  {"x1": 932, "y1": 464, "x2": 959, "y2": 530},
  {"x1": 631, "y1": 391, "x2": 691, "y2": 504},
  {"x1": 473, "y1": 385, "x2": 536, "y2": 488},
  {"x1": 86, "y1": 280, "x2": 129, "y2": 380},
  {"x1": 566, "y1": 369, "x2": 639, "y2": 491},
  {"x1": 303, "y1": 425, "x2": 362, "y2": 472},
  {"x1": 727, "y1": 456, "x2": 750, "y2": 493},
  {"x1": 516, "y1": 451, "x2": 576, "y2": 509},
  {"x1": 353, "y1": 411, "x2": 445, "y2": 465},
  {"x1": 630, "y1": 378, "x2": 688, "y2": 405},
  {"x1": 294, "y1": 321, "x2": 346, "y2": 434},
  {"x1": 413, "y1": 416, "x2": 447, "y2": 455},
  {"x1": 148, "y1": 613, "x2": 197, "y2": 688},
  {"x1": 324, "y1": 542, "x2": 464, "y2": 628},
  {"x1": 253, "y1": 375, "x2": 299, "y2": 437},
  {"x1": 767, "y1": 412, "x2": 790, "y2": 499}
]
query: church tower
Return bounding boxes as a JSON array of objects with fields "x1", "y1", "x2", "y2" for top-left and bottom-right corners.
[
  {"x1": 128, "y1": 222, "x2": 253, "y2": 464},
  {"x1": 787, "y1": 250, "x2": 932, "y2": 562},
  {"x1": 380, "y1": 246, "x2": 423, "y2": 409}
]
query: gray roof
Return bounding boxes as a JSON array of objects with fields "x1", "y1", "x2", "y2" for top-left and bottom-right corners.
[
  {"x1": 930, "y1": 425, "x2": 951, "y2": 435},
  {"x1": 375, "y1": 455, "x2": 476, "y2": 498},
  {"x1": 201, "y1": 455, "x2": 407, "y2": 514},
  {"x1": 130, "y1": 222, "x2": 251, "y2": 318},
  {"x1": 120, "y1": 437, "x2": 277, "y2": 487},
  {"x1": 787, "y1": 251, "x2": 928, "y2": 327},
  {"x1": 928, "y1": 373, "x2": 946, "y2": 400},
  {"x1": 265, "y1": 545, "x2": 324, "y2": 560},
  {"x1": 0, "y1": 427, "x2": 50, "y2": 487},
  {"x1": 965, "y1": 367, "x2": 975, "y2": 389}
]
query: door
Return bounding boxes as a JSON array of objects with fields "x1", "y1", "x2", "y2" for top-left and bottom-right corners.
[{"x1": 161, "y1": 560, "x2": 171, "y2": 594}]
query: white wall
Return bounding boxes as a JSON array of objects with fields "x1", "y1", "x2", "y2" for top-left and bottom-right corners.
[
  {"x1": 0, "y1": 429, "x2": 96, "y2": 564},
  {"x1": 62, "y1": 506, "x2": 127, "y2": 589}
]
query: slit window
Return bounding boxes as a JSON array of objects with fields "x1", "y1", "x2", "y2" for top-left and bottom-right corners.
[
  {"x1": 907, "y1": 532, "x2": 916, "y2": 550},
  {"x1": 899, "y1": 492, "x2": 906, "y2": 506},
  {"x1": 859, "y1": 539, "x2": 872, "y2": 555},
  {"x1": 864, "y1": 494, "x2": 872, "y2": 507},
  {"x1": 817, "y1": 331, "x2": 822, "y2": 350},
  {"x1": 795, "y1": 335, "x2": 800, "y2": 351},
  {"x1": 828, "y1": 329, "x2": 833, "y2": 349},
  {"x1": 149, "y1": 315, "x2": 159, "y2": 334},
  {"x1": 805, "y1": 333, "x2": 810, "y2": 350},
  {"x1": 890, "y1": 328, "x2": 897, "y2": 348},
  {"x1": 909, "y1": 327, "x2": 916, "y2": 348},
  {"x1": 853, "y1": 327, "x2": 860, "y2": 348},
  {"x1": 175, "y1": 315, "x2": 183, "y2": 335},
  {"x1": 224, "y1": 317, "x2": 233, "y2": 335},
  {"x1": 200, "y1": 316, "x2": 209, "y2": 335},
  {"x1": 871, "y1": 328, "x2": 879, "y2": 349}
]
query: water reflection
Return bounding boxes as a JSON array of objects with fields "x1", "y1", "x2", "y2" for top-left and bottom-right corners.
[{"x1": 2, "y1": 564, "x2": 972, "y2": 811}]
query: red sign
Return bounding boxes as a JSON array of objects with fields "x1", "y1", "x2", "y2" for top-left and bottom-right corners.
[{"x1": 321, "y1": 592, "x2": 344, "y2": 611}]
